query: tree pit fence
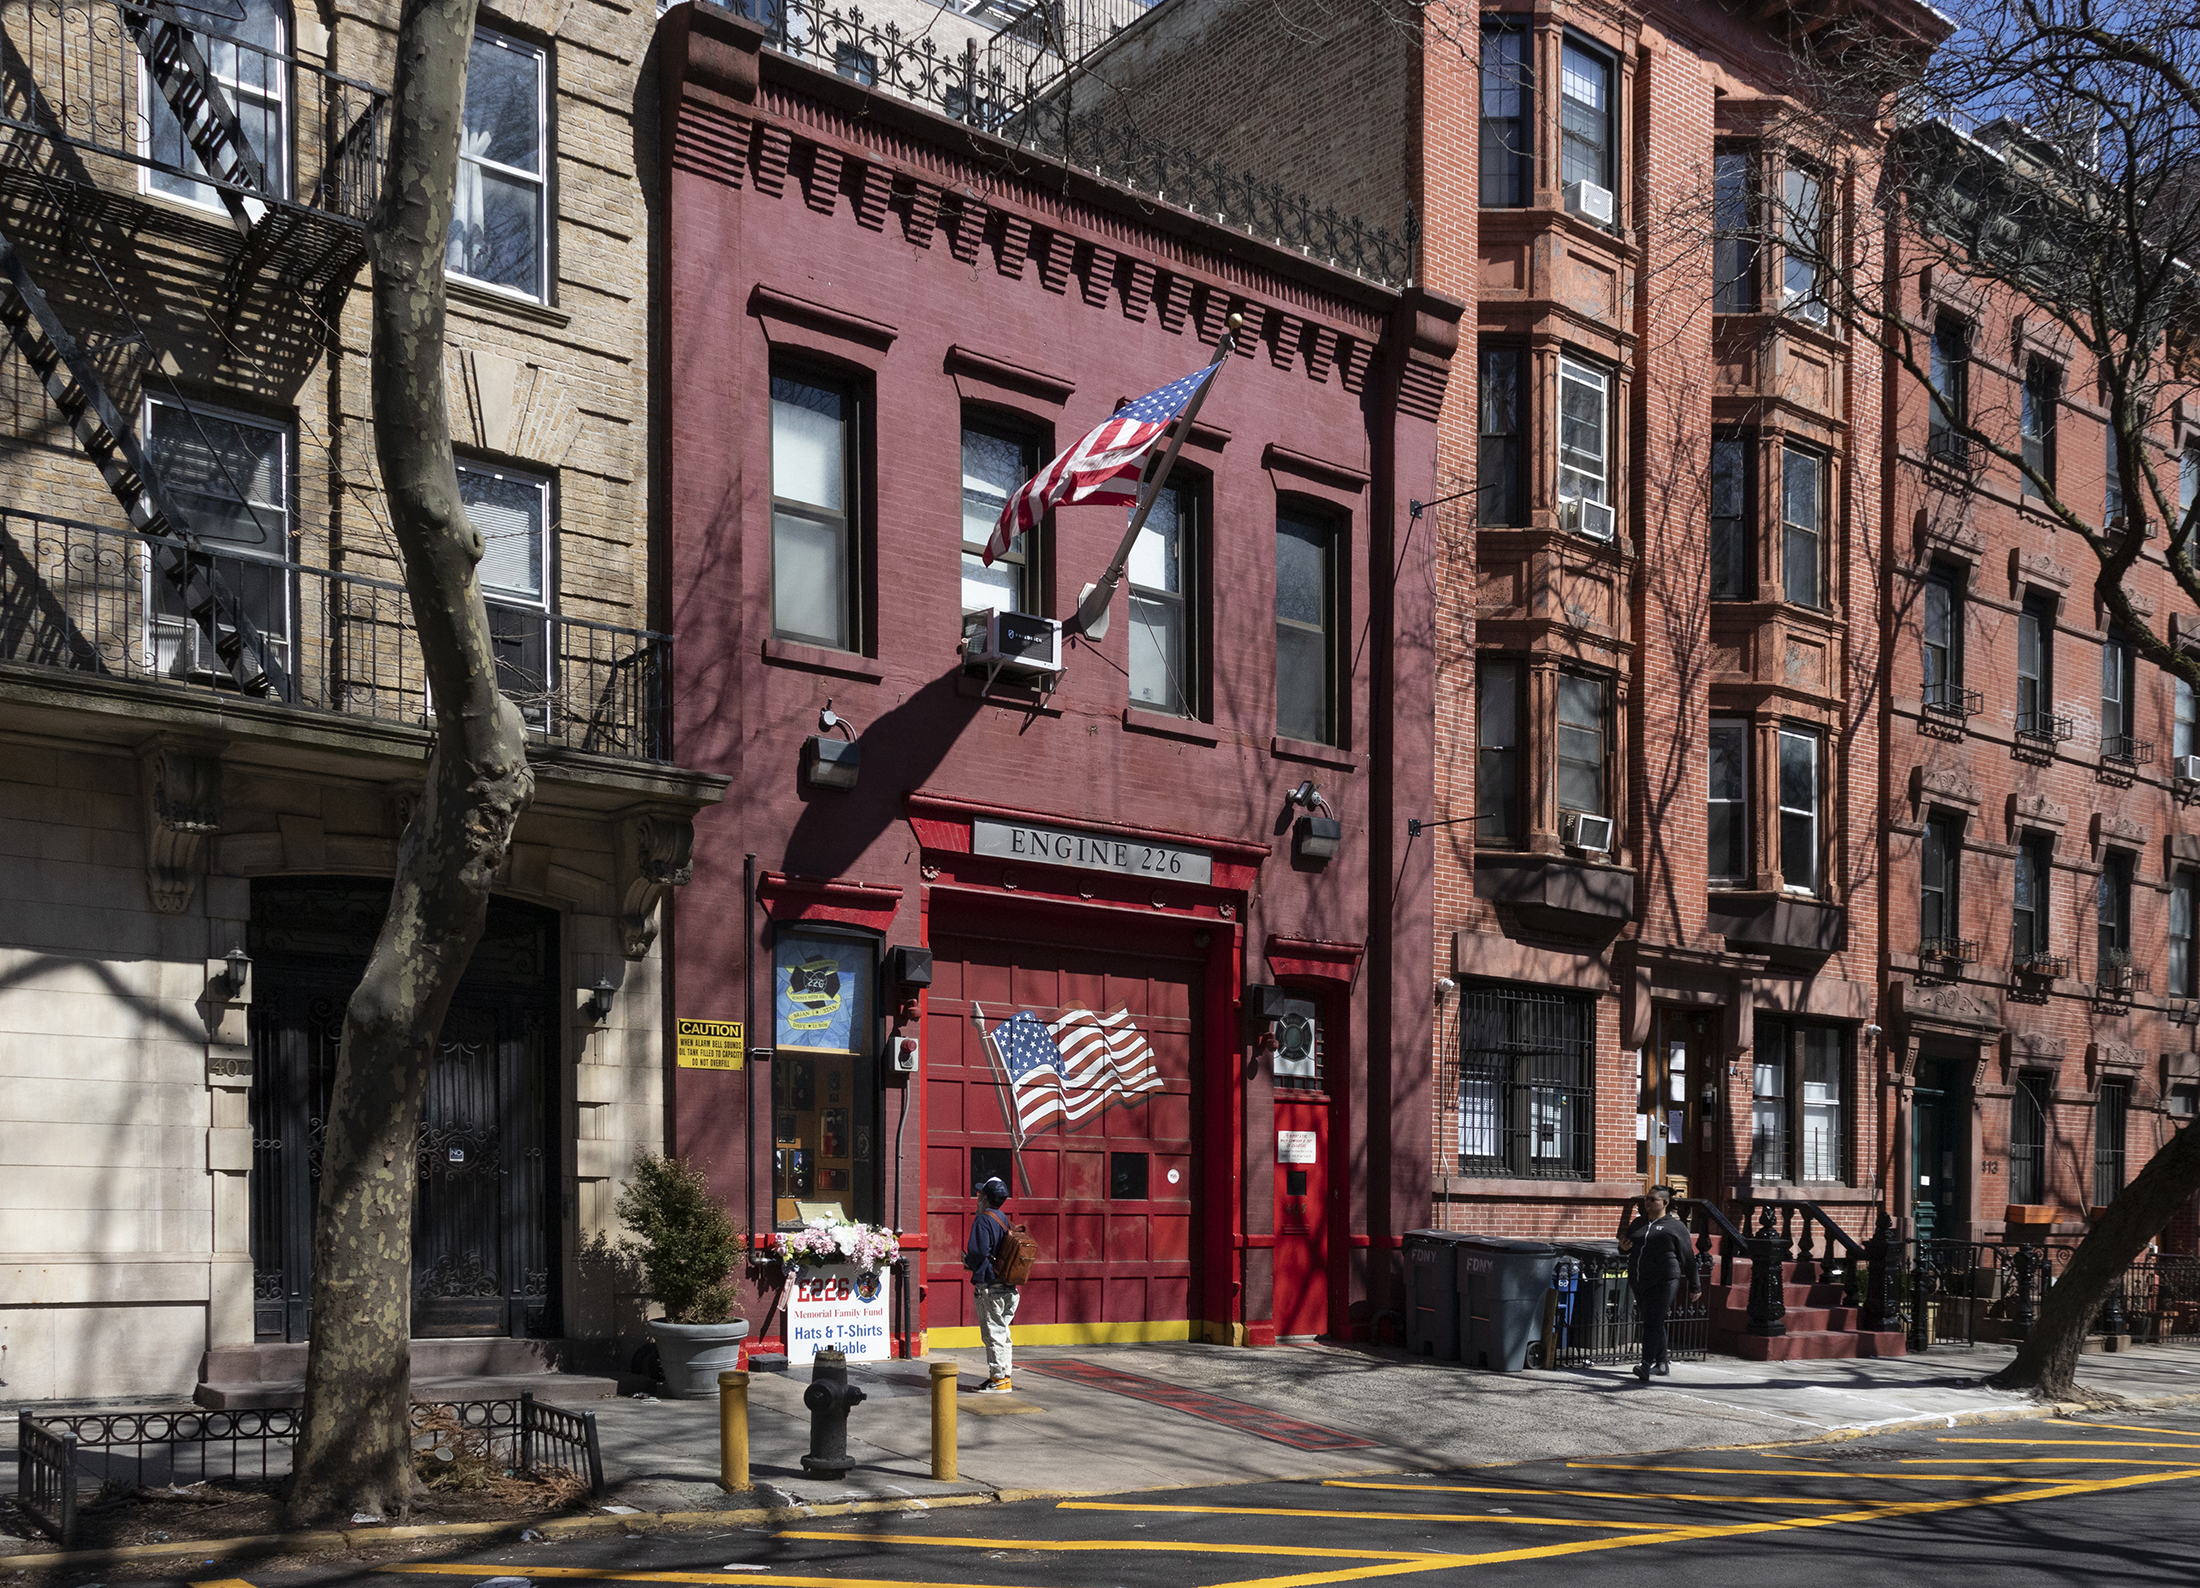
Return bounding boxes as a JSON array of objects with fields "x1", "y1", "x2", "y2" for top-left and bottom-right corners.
[
  {"x1": 1541, "y1": 1250, "x2": 1709, "y2": 1368},
  {"x1": 12, "y1": 1394, "x2": 602, "y2": 1544}
]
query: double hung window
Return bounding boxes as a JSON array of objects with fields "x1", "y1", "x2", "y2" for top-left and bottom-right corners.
[
  {"x1": 2021, "y1": 359, "x2": 2059, "y2": 496},
  {"x1": 456, "y1": 460, "x2": 554, "y2": 719},
  {"x1": 1752, "y1": 1018, "x2": 1848, "y2": 1185},
  {"x1": 1557, "y1": 355, "x2": 1612, "y2": 534},
  {"x1": 1476, "y1": 659, "x2": 1522, "y2": 846},
  {"x1": 2098, "y1": 851, "x2": 2134, "y2": 978},
  {"x1": 1778, "y1": 727, "x2": 1820, "y2": 894},
  {"x1": 1780, "y1": 161, "x2": 1828, "y2": 325},
  {"x1": 1928, "y1": 316, "x2": 1970, "y2": 463},
  {"x1": 1920, "y1": 812, "x2": 1962, "y2": 950},
  {"x1": 1708, "y1": 717, "x2": 1749, "y2": 885},
  {"x1": 2101, "y1": 633, "x2": 2136, "y2": 757},
  {"x1": 770, "y1": 368, "x2": 860, "y2": 652},
  {"x1": 2010, "y1": 1075, "x2": 2049, "y2": 1205},
  {"x1": 1275, "y1": 507, "x2": 1340, "y2": 745},
  {"x1": 145, "y1": 397, "x2": 292, "y2": 686},
  {"x1": 2095, "y1": 1081, "x2": 2128, "y2": 1206},
  {"x1": 449, "y1": 28, "x2": 549, "y2": 301},
  {"x1": 2170, "y1": 872, "x2": 2197, "y2": 998},
  {"x1": 1477, "y1": 347, "x2": 1526, "y2": 526},
  {"x1": 2183, "y1": 446, "x2": 2199, "y2": 535},
  {"x1": 1713, "y1": 148, "x2": 1759, "y2": 313},
  {"x1": 1479, "y1": 27, "x2": 1533, "y2": 207},
  {"x1": 2105, "y1": 424, "x2": 2123, "y2": 525},
  {"x1": 1558, "y1": 41, "x2": 1612, "y2": 201},
  {"x1": 2177, "y1": 675, "x2": 2197, "y2": 769},
  {"x1": 2017, "y1": 592, "x2": 2055, "y2": 737},
  {"x1": 2013, "y1": 837, "x2": 2052, "y2": 963},
  {"x1": 960, "y1": 420, "x2": 1039, "y2": 616},
  {"x1": 1556, "y1": 674, "x2": 1608, "y2": 824},
  {"x1": 1709, "y1": 433, "x2": 1752, "y2": 599},
  {"x1": 146, "y1": 0, "x2": 287, "y2": 209},
  {"x1": 1921, "y1": 564, "x2": 1961, "y2": 710},
  {"x1": 1456, "y1": 982, "x2": 1595, "y2": 1180},
  {"x1": 1128, "y1": 482, "x2": 1199, "y2": 717},
  {"x1": 1781, "y1": 445, "x2": 1823, "y2": 608}
]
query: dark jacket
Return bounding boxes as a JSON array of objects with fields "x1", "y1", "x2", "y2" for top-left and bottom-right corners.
[
  {"x1": 965, "y1": 1207, "x2": 1011, "y2": 1287},
  {"x1": 1623, "y1": 1214, "x2": 1695, "y2": 1290}
]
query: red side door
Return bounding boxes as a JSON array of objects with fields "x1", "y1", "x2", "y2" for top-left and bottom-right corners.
[{"x1": 1272, "y1": 1096, "x2": 1330, "y2": 1340}]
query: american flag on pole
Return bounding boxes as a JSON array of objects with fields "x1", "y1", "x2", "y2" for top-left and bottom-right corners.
[
  {"x1": 984, "y1": 364, "x2": 1220, "y2": 564},
  {"x1": 989, "y1": 1006, "x2": 1164, "y2": 1137}
]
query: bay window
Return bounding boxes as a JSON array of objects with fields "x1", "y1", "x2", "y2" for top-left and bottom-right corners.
[
  {"x1": 1778, "y1": 726, "x2": 1820, "y2": 894},
  {"x1": 1708, "y1": 717, "x2": 1748, "y2": 885},
  {"x1": 1557, "y1": 355, "x2": 1612, "y2": 537},
  {"x1": 1781, "y1": 443, "x2": 1823, "y2": 608},
  {"x1": 1713, "y1": 147, "x2": 1759, "y2": 313},
  {"x1": 1710, "y1": 432, "x2": 1752, "y2": 599},
  {"x1": 1559, "y1": 40, "x2": 1613, "y2": 203},
  {"x1": 1479, "y1": 26, "x2": 1533, "y2": 207},
  {"x1": 1476, "y1": 659, "x2": 1522, "y2": 846}
]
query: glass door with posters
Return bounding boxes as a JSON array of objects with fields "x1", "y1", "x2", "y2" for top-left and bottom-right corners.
[
  {"x1": 1272, "y1": 996, "x2": 1329, "y2": 1339},
  {"x1": 1638, "y1": 1009, "x2": 1712, "y2": 1197},
  {"x1": 771, "y1": 926, "x2": 879, "y2": 1228}
]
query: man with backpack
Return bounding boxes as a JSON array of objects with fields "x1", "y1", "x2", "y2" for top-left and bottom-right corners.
[{"x1": 964, "y1": 1176, "x2": 1030, "y2": 1394}]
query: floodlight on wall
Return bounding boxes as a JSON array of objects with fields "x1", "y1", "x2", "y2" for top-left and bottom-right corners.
[
  {"x1": 804, "y1": 699, "x2": 862, "y2": 791},
  {"x1": 1285, "y1": 781, "x2": 1341, "y2": 865}
]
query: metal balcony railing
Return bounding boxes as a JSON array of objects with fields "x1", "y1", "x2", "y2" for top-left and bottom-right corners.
[
  {"x1": 2012, "y1": 952, "x2": 2070, "y2": 980},
  {"x1": 0, "y1": 0, "x2": 386, "y2": 227},
  {"x1": 0, "y1": 510, "x2": 672, "y2": 762},
  {"x1": 2096, "y1": 956, "x2": 2149, "y2": 998}
]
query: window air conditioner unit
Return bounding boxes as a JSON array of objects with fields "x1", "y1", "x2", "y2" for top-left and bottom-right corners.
[
  {"x1": 2180, "y1": 754, "x2": 2200, "y2": 783},
  {"x1": 1563, "y1": 497, "x2": 1616, "y2": 541},
  {"x1": 1566, "y1": 181, "x2": 1615, "y2": 224},
  {"x1": 1564, "y1": 811, "x2": 1615, "y2": 854},
  {"x1": 962, "y1": 609, "x2": 1064, "y2": 681}
]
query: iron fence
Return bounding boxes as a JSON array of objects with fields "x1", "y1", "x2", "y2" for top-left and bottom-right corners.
[
  {"x1": 0, "y1": 510, "x2": 673, "y2": 761},
  {"x1": 12, "y1": 1395, "x2": 602, "y2": 1544},
  {"x1": 0, "y1": 0, "x2": 387, "y2": 223},
  {"x1": 1544, "y1": 1251, "x2": 1708, "y2": 1368}
]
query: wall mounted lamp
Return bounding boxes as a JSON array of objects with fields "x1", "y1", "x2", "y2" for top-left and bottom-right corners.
[
  {"x1": 804, "y1": 700, "x2": 862, "y2": 791},
  {"x1": 1285, "y1": 780, "x2": 1341, "y2": 865},
  {"x1": 587, "y1": 976, "x2": 617, "y2": 1022},
  {"x1": 217, "y1": 946, "x2": 252, "y2": 999}
]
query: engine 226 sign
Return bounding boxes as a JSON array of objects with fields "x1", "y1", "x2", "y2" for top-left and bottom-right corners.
[{"x1": 972, "y1": 818, "x2": 1213, "y2": 885}]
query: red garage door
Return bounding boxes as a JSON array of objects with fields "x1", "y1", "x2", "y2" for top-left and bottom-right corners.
[{"x1": 925, "y1": 927, "x2": 1201, "y2": 1344}]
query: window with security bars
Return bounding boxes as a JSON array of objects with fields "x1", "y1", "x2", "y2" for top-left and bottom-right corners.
[
  {"x1": 2095, "y1": 1080, "x2": 2128, "y2": 1207},
  {"x1": 1455, "y1": 983, "x2": 1595, "y2": 1180},
  {"x1": 2010, "y1": 1075, "x2": 2049, "y2": 1205}
]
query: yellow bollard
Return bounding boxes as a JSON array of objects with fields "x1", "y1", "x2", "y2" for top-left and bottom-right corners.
[
  {"x1": 718, "y1": 1368, "x2": 750, "y2": 1491},
  {"x1": 929, "y1": 1358, "x2": 958, "y2": 1481}
]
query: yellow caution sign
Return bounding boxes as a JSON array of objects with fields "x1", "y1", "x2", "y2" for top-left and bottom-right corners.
[{"x1": 676, "y1": 1017, "x2": 745, "y2": 1070}]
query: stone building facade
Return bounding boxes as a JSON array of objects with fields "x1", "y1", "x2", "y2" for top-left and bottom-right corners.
[{"x1": 0, "y1": 0, "x2": 721, "y2": 1401}]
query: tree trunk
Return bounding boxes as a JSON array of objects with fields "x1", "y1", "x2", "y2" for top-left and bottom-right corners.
[
  {"x1": 1988, "y1": 1122, "x2": 2200, "y2": 1402},
  {"x1": 285, "y1": 0, "x2": 534, "y2": 1524}
]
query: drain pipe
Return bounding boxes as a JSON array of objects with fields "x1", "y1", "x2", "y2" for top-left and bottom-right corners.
[
  {"x1": 892, "y1": 1082, "x2": 910, "y2": 1356},
  {"x1": 743, "y1": 852, "x2": 757, "y2": 1257}
]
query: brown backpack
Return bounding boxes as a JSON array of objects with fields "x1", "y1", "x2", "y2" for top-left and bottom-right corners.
[{"x1": 987, "y1": 1210, "x2": 1040, "y2": 1286}]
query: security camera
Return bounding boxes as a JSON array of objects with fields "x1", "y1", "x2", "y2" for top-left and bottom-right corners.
[
  {"x1": 1435, "y1": 976, "x2": 1457, "y2": 1003},
  {"x1": 1862, "y1": 1023, "x2": 1883, "y2": 1041}
]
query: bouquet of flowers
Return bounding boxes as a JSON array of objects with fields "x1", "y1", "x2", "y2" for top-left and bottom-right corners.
[{"x1": 758, "y1": 1218, "x2": 900, "y2": 1273}]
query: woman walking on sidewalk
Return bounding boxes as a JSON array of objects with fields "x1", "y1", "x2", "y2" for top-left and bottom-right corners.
[{"x1": 1617, "y1": 1185, "x2": 1695, "y2": 1382}]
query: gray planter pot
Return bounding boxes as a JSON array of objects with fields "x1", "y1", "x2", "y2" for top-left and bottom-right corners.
[{"x1": 648, "y1": 1317, "x2": 750, "y2": 1398}]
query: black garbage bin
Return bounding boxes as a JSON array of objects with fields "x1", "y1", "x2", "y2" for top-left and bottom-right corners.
[
  {"x1": 1551, "y1": 1239, "x2": 1630, "y2": 1365},
  {"x1": 1403, "y1": 1230, "x2": 1468, "y2": 1361},
  {"x1": 1455, "y1": 1234, "x2": 1557, "y2": 1371}
]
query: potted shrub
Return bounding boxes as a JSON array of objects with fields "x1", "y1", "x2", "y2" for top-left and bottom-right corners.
[{"x1": 617, "y1": 1152, "x2": 747, "y2": 1398}]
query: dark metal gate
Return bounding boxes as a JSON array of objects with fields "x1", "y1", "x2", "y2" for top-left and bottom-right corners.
[{"x1": 248, "y1": 881, "x2": 558, "y2": 1342}]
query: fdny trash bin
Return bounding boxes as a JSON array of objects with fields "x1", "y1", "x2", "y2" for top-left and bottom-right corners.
[
  {"x1": 1551, "y1": 1239, "x2": 1629, "y2": 1364},
  {"x1": 1455, "y1": 1234, "x2": 1557, "y2": 1371},
  {"x1": 1403, "y1": 1230, "x2": 1468, "y2": 1361}
]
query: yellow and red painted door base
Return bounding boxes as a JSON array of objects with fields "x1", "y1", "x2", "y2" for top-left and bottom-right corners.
[{"x1": 1273, "y1": 1096, "x2": 1330, "y2": 1340}]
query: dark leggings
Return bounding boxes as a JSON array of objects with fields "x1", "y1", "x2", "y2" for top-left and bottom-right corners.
[{"x1": 1637, "y1": 1276, "x2": 1680, "y2": 1366}]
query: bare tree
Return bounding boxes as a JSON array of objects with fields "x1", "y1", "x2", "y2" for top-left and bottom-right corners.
[
  {"x1": 284, "y1": 0, "x2": 536, "y2": 1521},
  {"x1": 1730, "y1": 0, "x2": 2200, "y2": 1401}
]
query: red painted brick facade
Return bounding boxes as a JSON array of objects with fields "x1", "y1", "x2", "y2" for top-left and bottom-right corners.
[{"x1": 655, "y1": 3, "x2": 1459, "y2": 1350}]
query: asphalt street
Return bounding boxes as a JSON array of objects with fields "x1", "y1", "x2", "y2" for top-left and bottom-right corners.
[{"x1": 57, "y1": 1407, "x2": 2200, "y2": 1588}]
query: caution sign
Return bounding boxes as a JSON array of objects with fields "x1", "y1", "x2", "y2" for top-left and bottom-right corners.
[{"x1": 676, "y1": 1018, "x2": 745, "y2": 1070}]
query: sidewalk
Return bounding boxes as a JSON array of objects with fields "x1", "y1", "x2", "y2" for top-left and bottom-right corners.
[{"x1": 591, "y1": 1336, "x2": 2200, "y2": 1512}]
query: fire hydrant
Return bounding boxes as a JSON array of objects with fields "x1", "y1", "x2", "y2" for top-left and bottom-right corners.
[{"x1": 800, "y1": 1347, "x2": 868, "y2": 1478}]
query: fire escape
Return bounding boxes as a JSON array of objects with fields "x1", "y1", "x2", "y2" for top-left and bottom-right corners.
[{"x1": 0, "y1": 0, "x2": 385, "y2": 697}]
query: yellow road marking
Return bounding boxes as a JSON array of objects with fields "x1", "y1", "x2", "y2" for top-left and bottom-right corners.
[
  {"x1": 1894, "y1": 1456, "x2": 2200, "y2": 1467},
  {"x1": 772, "y1": 1530, "x2": 1459, "y2": 1558},
  {"x1": 1939, "y1": 1437, "x2": 2200, "y2": 1449},
  {"x1": 1053, "y1": 1504, "x2": 1669, "y2": 1530},
  {"x1": 1323, "y1": 1479, "x2": 1851, "y2": 1506},
  {"x1": 2050, "y1": 1420, "x2": 2200, "y2": 1442},
  {"x1": 384, "y1": 1570, "x2": 1053, "y2": 1588},
  {"x1": 1565, "y1": 1464, "x2": 2020, "y2": 1481}
]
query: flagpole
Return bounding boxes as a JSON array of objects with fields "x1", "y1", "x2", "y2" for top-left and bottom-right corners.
[
  {"x1": 971, "y1": 1002, "x2": 1034, "y2": 1196},
  {"x1": 1072, "y1": 312, "x2": 1242, "y2": 640}
]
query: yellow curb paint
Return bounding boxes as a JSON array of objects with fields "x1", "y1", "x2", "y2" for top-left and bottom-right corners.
[
  {"x1": 1057, "y1": 1503, "x2": 1671, "y2": 1530},
  {"x1": 191, "y1": 1578, "x2": 262, "y2": 1588}
]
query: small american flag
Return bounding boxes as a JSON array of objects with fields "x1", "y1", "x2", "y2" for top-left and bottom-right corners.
[
  {"x1": 990, "y1": 1006, "x2": 1163, "y2": 1137},
  {"x1": 984, "y1": 364, "x2": 1219, "y2": 564}
]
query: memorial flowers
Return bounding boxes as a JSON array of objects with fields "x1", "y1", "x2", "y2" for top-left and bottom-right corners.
[{"x1": 758, "y1": 1218, "x2": 900, "y2": 1274}]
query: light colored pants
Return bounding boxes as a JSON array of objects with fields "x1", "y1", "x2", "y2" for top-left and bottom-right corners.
[{"x1": 975, "y1": 1283, "x2": 1019, "y2": 1380}]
